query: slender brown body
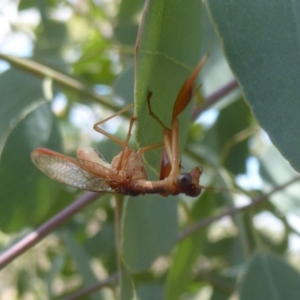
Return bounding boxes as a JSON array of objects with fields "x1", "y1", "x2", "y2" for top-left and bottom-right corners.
[
  {"x1": 31, "y1": 144, "x2": 202, "y2": 197},
  {"x1": 31, "y1": 55, "x2": 208, "y2": 197}
]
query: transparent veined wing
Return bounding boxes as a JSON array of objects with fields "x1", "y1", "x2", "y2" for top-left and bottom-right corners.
[{"x1": 31, "y1": 148, "x2": 118, "y2": 192}]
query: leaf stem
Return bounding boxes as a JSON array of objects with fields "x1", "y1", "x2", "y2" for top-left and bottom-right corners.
[{"x1": 0, "y1": 53, "x2": 130, "y2": 116}]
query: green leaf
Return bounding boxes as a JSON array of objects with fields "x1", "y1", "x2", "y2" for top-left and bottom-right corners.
[
  {"x1": 165, "y1": 191, "x2": 214, "y2": 300},
  {"x1": 136, "y1": 284, "x2": 163, "y2": 300},
  {"x1": 45, "y1": 254, "x2": 64, "y2": 298},
  {"x1": 73, "y1": 33, "x2": 115, "y2": 85},
  {"x1": 120, "y1": 262, "x2": 136, "y2": 300},
  {"x1": 259, "y1": 145, "x2": 300, "y2": 216},
  {"x1": 115, "y1": 0, "x2": 144, "y2": 46},
  {"x1": 34, "y1": 19, "x2": 67, "y2": 59},
  {"x1": 135, "y1": 0, "x2": 203, "y2": 170},
  {"x1": 0, "y1": 103, "x2": 62, "y2": 232},
  {"x1": 239, "y1": 252, "x2": 300, "y2": 300},
  {"x1": 165, "y1": 236, "x2": 201, "y2": 300},
  {"x1": 114, "y1": 23, "x2": 139, "y2": 47},
  {"x1": 211, "y1": 289, "x2": 231, "y2": 300},
  {"x1": 85, "y1": 222, "x2": 116, "y2": 257},
  {"x1": 0, "y1": 69, "x2": 44, "y2": 146},
  {"x1": 217, "y1": 98, "x2": 251, "y2": 174},
  {"x1": 205, "y1": 0, "x2": 300, "y2": 172},
  {"x1": 114, "y1": 64, "x2": 135, "y2": 106},
  {"x1": 122, "y1": 195, "x2": 178, "y2": 272},
  {"x1": 59, "y1": 227, "x2": 104, "y2": 300},
  {"x1": 18, "y1": 0, "x2": 58, "y2": 11},
  {"x1": 203, "y1": 97, "x2": 251, "y2": 174},
  {"x1": 117, "y1": 0, "x2": 145, "y2": 22}
]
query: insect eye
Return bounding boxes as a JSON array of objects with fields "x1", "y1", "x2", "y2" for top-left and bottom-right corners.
[{"x1": 177, "y1": 173, "x2": 192, "y2": 186}]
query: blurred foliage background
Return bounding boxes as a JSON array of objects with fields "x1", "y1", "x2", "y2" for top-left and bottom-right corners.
[{"x1": 1, "y1": 0, "x2": 300, "y2": 300}]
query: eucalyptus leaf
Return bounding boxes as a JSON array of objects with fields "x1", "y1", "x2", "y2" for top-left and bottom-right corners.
[
  {"x1": 205, "y1": 0, "x2": 300, "y2": 172},
  {"x1": 239, "y1": 252, "x2": 300, "y2": 300}
]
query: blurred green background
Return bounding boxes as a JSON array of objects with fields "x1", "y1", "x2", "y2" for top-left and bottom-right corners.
[{"x1": 1, "y1": 0, "x2": 300, "y2": 299}]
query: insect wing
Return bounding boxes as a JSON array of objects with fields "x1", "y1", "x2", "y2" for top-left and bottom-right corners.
[{"x1": 31, "y1": 148, "x2": 114, "y2": 192}]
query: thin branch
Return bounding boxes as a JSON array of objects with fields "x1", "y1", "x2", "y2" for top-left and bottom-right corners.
[
  {"x1": 192, "y1": 79, "x2": 239, "y2": 120},
  {"x1": 62, "y1": 272, "x2": 119, "y2": 300},
  {"x1": 178, "y1": 176, "x2": 300, "y2": 241},
  {"x1": 206, "y1": 79, "x2": 239, "y2": 103},
  {"x1": 0, "y1": 53, "x2": 129, "y2": 116},
  {"x1": 0, "y1": 192, "x2": 101, "y2": 270}
]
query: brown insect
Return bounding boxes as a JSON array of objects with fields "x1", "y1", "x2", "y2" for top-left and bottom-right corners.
[{"x1": 31, "y1": 55, "x2": 208, "y2": 197}]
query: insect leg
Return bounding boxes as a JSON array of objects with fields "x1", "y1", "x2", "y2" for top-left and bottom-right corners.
[
  {"x1": 146, "y1": 90, "x2": 175, "y2": 178},
  {"x1": 172, "y1": 54, "x2": 209, "y2": 119},
  {"x1": 146, "y1": 90, "x2": 168, "y2": 130},
  {"x1": 93, "y1": 103, "x2": 134, "y2": 146},
  {"x1": 138, "y1": 142, "x2": 163, "y2": 155},
  {"x1": 168, "y1": 54, "x2": 209, "y2": 180},
  {"x1": 115, "y1": 115, "x2": 136, "y2": 172}
]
